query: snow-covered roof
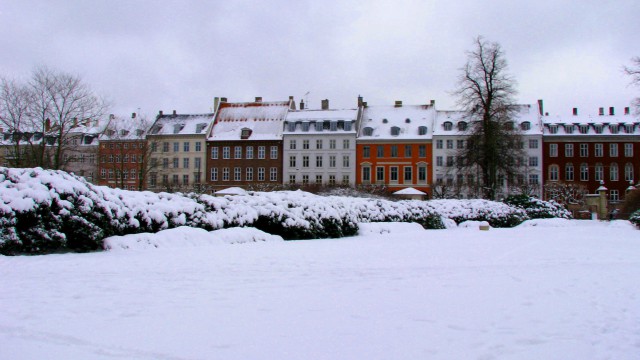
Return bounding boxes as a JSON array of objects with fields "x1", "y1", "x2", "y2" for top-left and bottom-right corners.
[
  {"x1": 433, "y1": 104, "x2": 542, "y2": 136},
  {"x1": 208, "y1": 101, "x2": 291, "y2": 141},
  {"x1": 358, "y1": 104, "x2": 435, "y2": 140},
  {"x1": 100, "y1": 115, "x2": 152, "y2": 141},
  {"x1": 542, "y1": 109, "x2": 640, "y2": 136},
  {"x1": 393, "y1": 187, "x2": 426, "y2": 195},
  {"x1": 148, "y1": 113, "x2": 214, "y2": 137},
  {"x1": 284, "y1": 108, "x2": 359, "y2": 135}
]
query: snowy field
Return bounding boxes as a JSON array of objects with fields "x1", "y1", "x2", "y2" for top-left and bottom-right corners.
[{"x1": 1, "y1": 219, "x2": 639, "y2": 360}]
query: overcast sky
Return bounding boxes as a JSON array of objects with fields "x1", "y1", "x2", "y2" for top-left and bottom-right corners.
[{"x1": 1, "y1": 0, "x2": 638, "y2": 119}]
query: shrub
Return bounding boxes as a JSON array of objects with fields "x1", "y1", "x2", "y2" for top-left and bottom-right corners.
[
  {"x1": 620, "y1": 189, "x2": 640, "y2": 219},
  {"x1": 629, "y1": 209, "x2": 640, "y2": 228},
  {"x1": 503, "y1": 194, "x2": 572, "y2": 220},
  {"x1": 428, "y1": 199, "x2": 528, "y2": 228}
]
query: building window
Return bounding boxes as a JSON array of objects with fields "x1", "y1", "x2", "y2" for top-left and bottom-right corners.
[
  {"x1": 343, "y1": 139, "x2": 350, "y2": 149},
  {"x1": 246, "y1": 167, "x2": 253, "y2": 181},
  {"x1": 529, "y1": 174, "x2": 539, "y2": 185},
  {"x1": 258, "y1": 146, "x2": 265, "y2": 159},
  {"x1": 549, "y1": 165, "x2": 559, "y2": 181},
  {"x1": 456, "y1": 140, "x2": 464, "y2": 149},
  {"x1": 316, "y1": 155, "x2": 323, "y2": 167},
  {"x1": 404, "y1": 145, "x2": 412, "y2": 157},
  {"x1": 343, "y1": 155, "x2": 350, "y2": 168},
  {"x1": 234, "y1": 167, "x2": 241, "y2": 181},
  {"x1": 302, "y1": 156, "x2": 309, "y2": 168},
  {"x1": 594, "y1": 143, "x2": 603, "y2": 157},
  {"x1": 362, "y1": 166, "x2": 371, "y2": 183},
  {"x1": 610, "y1": 190, "x2": 619, "y2": 202},
  {"x1": 580, "y1": 163, "x2": 589, "y2": 181},
  {"x1": 529, "y1": 157, "x2": 538, "y2": 167},
  {"x1": 211, "y1": 147, "x2": 219, "y2": 159},
  {"x1": 195, "y1": 142, "x2": 201, "y2": 152},
  {"x1": 303, "y1": 140, "x2": 310, "y2": 150},
  {"x1": 183, "y1": 158, "x2": 189, "y2": 169},
  {"x1": 436, "y1": 156, "x2": 443, "y2": 167},
  {"x1": 565, "y1": 144, "x2": 574, "y2": 157},
  {"x1": 446, "y1": 156, "x2": 454, "y2": 167},
  {"x1": 289, "y1": 174, "x2": 296, "y2": 184},
  {"x1": 625, "y1": 163, "x2": 634, "y2": 182},
  {"x1": 270, "y1": 167, "x2": 277, "y2": 181},
  {"x1": 549, "y1": 143, "x2": 558, "y2": 157},
  {"x1": 580, "y1": 143, "x2": 588, "y2": 157},
  {"x1": 234, "y1": 146, "x2": 242, "y2": 159},
  {"x1": 595, "y1": 163, "x2": 604, "y2": 181},
  {"x1": 270, "y1": 146, "x2": 278, "y2": 159},
  {"x1": 315, "y1": 174, "x2": 322, "y2": 184},
  {"x1": 302, "y1": 174, "x2": 309, "y2": 184},
  {"x1": 222, "y1": 168, "x2": 229, "y2": 181},
  {"x1": 390, "y1": 167, "x2": 398, "y2": 182},
  {"x1": 376, "y1": 166, "x2": 385, "y2": 183},
  {"x1": 258, "y1": 167, "x2": 265, "y2": 181},
  {"x1": 419, "y1": 145, "x2": 426, "y2": 157},
  {"x1": 289, "y1": 155, "x2": 296, "y2": 168},
  {"x1": 404, "y1": 166, "x2": 412, "y2": 183},
  {"x1": 610, "y1": 143, "x2": 618, "y2": 157},
  {"x1": 162, "y1": 158, "x2": 169, "y2": 169},
  {"x1": 316, "y1": 139, "x2": 323, "y2": 149},
  {"x1": 330, "y1": 139, "x2": 336, "y2": 149},
  {"x1": 183, "y1": 142, "x2": 190, "y2": 152},
  {"x1": 363, "y1": 146, "x2": 370, "y2": 158},
  {"x1": 625, "y1": 143, "x2": 633, "y2": 157},
  {"x1": 329, "y1": 175, "x2": 336, "y2": 185},
  {"x1": 222, "y1": 146, "x2": 230, "y2": 159},
  {"x1": 246, "y1": 146, "x2": 254, "y2": 159},
  {"x1": 377, "y1": 146, "x2": 384, "y2": 157},
  {"x1": 289, "y1": 139, "x2": 296, "y2": 150},
  {"x1": 173, "y1": 158, "x2": 179, "y2": 168},
  {"x1": 436, "y1": 140, "x2": 443, "y2": 149},
  {"x1": 173, "y1": 142, "x2": 179, "y2": 152},
  {"x1": 446, "y1": 140, "x2": 453, "y2": 149},
  {"x1": 565, "y1": 163, "x2": 574, "y2": 181},
  {"x1": 610, "y1": 163, "x2": 619, "y2": 181},
  {"x1": 183, "y1": 174, "x2": 189, "y2": 185},
  {"x1": 418, "y1": 165, "x2": 426, "y2": 183},
  {"x1": 329, "y1": 155, "x2": 336, "y2": 168},
  {"x1": 391, "y1": 145, "x2": 398, "y2": 157},
  {"x1": 443, "y1": 122, "x2": 453, "y2": 131}
]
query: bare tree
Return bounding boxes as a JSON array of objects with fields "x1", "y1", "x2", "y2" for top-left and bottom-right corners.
[
  {"x1": 624, "y1": 56, "x2": 640, "y2": 114},
  {"x1": 28, "y1": 67, "x2": 107, "y2": 169},
  {"x1": 543, "y1": 182, "x2": 588, "y2": 206},
  {"x1": 0, "y1": 78, "x2": 34, "y2": 167},
  {"x1": 452, "y1": 36, "x2": 525, "y2": 200}
]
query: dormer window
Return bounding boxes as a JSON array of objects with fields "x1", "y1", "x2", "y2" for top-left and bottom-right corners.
[
  {"x1": 136, "y1": 129, "x2": 144, "y2": 136},
  {"x1": 521, "y1": 121, "x2": 531, "y2": 131},
  {"x1": 344, "y1": 122, "x2": 352, "y2": 131},
  {"x1": 609, "y1": 124, "x2": 619, "y2": 134},
  {"x1": 315, "y1": 122, "x2": 323, "y2": 132},
  {"x1": 363, "y1": 127, "x2": 374, "y2": 136},
  {"x1": 240, "y1": 128, "x2": 252, "y2": 139},
  {"x1": 625, "y1": 124, "x2": 634, "y2": 133},
  {"x1": 330, "y1": 122, "x2": 337, "y2": 131},
  {"x1": 390, "y1": 126, "x2": 400, "y2": 136},
  {"x1": 579, "y1": 125, "x2": 589, "y2": 134},
  {"x1": 418, "y1": 126, "x2": 428, "y2": 135},
  {"x1": 564, "y1": 124, "x2": 574, "y2": 134},
  {"x1": 504, "y1": 121, "x2": 514, "y2": 130},
  {"x1": 443, "y1": 121, "x2": 453, "y2": 131},
  {"x1": 173, "y1": 123, "x2": 184, "y2": 134},
  {"x1": 458, "y1": 121, "x2": 467, "y2": 131},
  {"x1": 302, "y1": 122, "x2": 309, "y2": 132},
  {"x1": 549, "y1": 125, "x2": 558, "y2": 134},
  {"x1": 120, "y1": 129, "x2": 129, "y2": 136},
  {"x1": 594, "y1": 124, "x2": 603, "y2": 134},
  {"x1": 195, "y1": 123, "x2": 207, "y2": 133},
  {"x1": 287, "y1": 122, "x2": 295, "y2": 132}
]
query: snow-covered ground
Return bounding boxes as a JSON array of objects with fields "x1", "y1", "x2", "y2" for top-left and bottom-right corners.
[{"x1": 1, "y1": 220, "x2": 639, "y2": 359}]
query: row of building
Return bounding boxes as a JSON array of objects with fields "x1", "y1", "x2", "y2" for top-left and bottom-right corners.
[{"x1": 2, "y1": 96, "x2": 639, "y2": 202}]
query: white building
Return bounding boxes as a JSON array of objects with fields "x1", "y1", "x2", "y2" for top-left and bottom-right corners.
[
  {"x1": 283, "y1": 101, "x2": 361, "y2": 187},
  {"x1": 432, "y1": 104, "x2": 543, "y2": 198}
]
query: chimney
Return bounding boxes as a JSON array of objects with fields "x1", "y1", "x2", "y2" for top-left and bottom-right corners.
[
  {"x1": 45, "y1": 118, "x2": 51, "y2": 132},
  {"x1": 609, "y1": 107, "x2": 615, "y2": 116},
  {"x1": 599, "y1": 107, "x2": 604, "y2": 116},
  {"x1": 300, "y1": 99, "x2": 305, "y2": 110},
  {"x1": 572, "y1": 108, "x2": 578, "y2": 116},
  {"x1": 395, "y1": 100, "x2": 403, "y2": 107},
  {"x1": 321, "y1": 99, "x2": 329, "y2": 110},
  {"x1": 158, "y1": 110, "x2": 163, "y2": 117},
  {"x1": 625, "y1": 107, "x2": 630, "y2": 115},
  {"x1": 430, "y1": 99, "x2": 436, "y2": 107},
  {"x1": 172, "y1": 110, "x2": 177, "y2": 116},
  {"x1": 289, "y1": 96, "x2": 296, "y2": 110},
  {"x1": 537, "y1": 99, "x2": 544, "y2": 116},
  {"x1": 358, "y1": 95, "x2": 363, "y2": 107},
  {"x1": 213, "y1": 97, "x2": 220, "y2": 111},
  {"x1": 221, "y1": 97, "x2": 228, "y2": 103},
  {"x1": 132, "y1": 112, "x2": 136, "y2": 119},
  {"x1": 363, "y1": 101, "x2": 368, "y2": 107},
  {"x1": 255, "y1": 96, "x2": 262, "y2": 103}
]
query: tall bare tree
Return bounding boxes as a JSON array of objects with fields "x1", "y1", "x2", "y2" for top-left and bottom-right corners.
[
  {"x1": 28, "y1": 67, "x2": 107, "y2": 169},
  {"x1": 452, "y1": 36, "x2": 525, "y2": 200},
  {"x1": 0, "y1": 78, "x2": 35, "y2": 167},
  {"x1": 624, "y1": 56, "x2": 640, "y2": 114}
]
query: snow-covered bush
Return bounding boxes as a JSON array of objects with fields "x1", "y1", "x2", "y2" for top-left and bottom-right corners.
[
  {"x1": 629, "y1": 210, "x2": 640, "y2": 228},
  {"x1": 503, "y1": 194, "x2": 572, "y2": 220},
  {"x1": 427, "y1": 199, "x2": 528, "y2": 227}
]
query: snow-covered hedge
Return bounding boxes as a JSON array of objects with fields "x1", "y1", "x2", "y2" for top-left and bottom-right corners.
[
  {"x1": 428, "y1": 199, "x2": 528, "y2": 227},
  {"x1": 629, "y1": 210, "x2": 640, "y2": 228},
  {"x1": 503, "y1": 194, "x2": 573, "y2": 220}
]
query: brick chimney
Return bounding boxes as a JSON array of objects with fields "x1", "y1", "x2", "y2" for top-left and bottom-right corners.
[
  {"x1": 321, "y1": 99, "x2": 329, "y2": 110},
  {"x1": 599, "y1": 107, "x2": 604, "y2": 116},
  {"x1": 430, "y1": 99, "x2": 435, "y2": 107},
  {"x1": 255, "y1": 96, "x2": 262, "y2": 103},
  {"x1": 572, "y1": 108, "x2": 578, "y2": 116},
  {"x1": 625, "y1": 107, "x2": 631, "y2": 115},
  {"x1": 159, "y1": 110, "x2": 163, "y2": 117},
  {"x1": 132, "y1": 112, "x2": 136, "y2": 119},
  {"x1": 300, "y1": 99, "x2": 305, "y2": 110},
  {"x1": 289, "y1": 96, "x2": 296, "y2": 110},
  {"x1": 358, "y1": 95, "x2": 363, "y2": 107},
  {"x1": 395, "y1": 100, "x2": 403, "y2": 107},
  {"x1": 172, "y1": 110, "x2": 177, "y2": 116},
  {"x1": 537, "y1": 99, "x2": 544, "y2": 116},
  {"x1": 609, "y1": 107, "x2": 615, "y2": 116}
]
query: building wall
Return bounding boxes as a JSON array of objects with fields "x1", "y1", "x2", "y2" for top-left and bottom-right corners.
[
  {"x1": 97, "y1": 139, "x2": 147, "y2": 190},
  {"x1": 148, "y1": 135, "x2": 207, "y2": 191},
  {"x1": 355, "y1": 141, "x2": 433, "y2": 194},
  {"x1": 282, "y1": 133, "x2": 356, "y2": 186},
  {"x1": 205, "y1": 140, "x2": 283, "y2": 191}
]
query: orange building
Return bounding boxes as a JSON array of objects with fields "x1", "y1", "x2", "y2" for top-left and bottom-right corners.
[{"x1": 355, "y1": 101, "x2": 435, "y2": 196}]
